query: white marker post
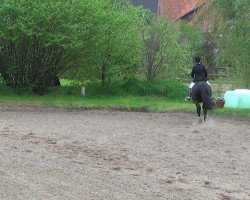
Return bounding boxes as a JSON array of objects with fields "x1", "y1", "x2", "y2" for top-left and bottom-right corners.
[{"x1": 81, "y1": 87, "x2": 85, "y2": 96}]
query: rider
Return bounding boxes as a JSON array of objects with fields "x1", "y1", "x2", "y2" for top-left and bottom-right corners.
[{"x1": 185, "y1": 56, "x2": 211, "y2": 101}]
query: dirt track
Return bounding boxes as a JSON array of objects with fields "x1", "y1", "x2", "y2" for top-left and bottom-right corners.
[{"x1": 0, "y1": 107, "x2": 249, "y2": 200}]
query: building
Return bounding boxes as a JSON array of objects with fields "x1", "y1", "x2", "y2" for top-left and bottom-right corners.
[
  {"x1": 132, "y1": 0, "x2": 204, "y2": 22},
  {"x1": 158, "y1": 0, "x2": 204, "y2": 22}
]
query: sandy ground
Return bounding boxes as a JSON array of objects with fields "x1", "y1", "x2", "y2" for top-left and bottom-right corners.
[{"x1": 0, "y1": 106, "x2": 249, "y2": 200}]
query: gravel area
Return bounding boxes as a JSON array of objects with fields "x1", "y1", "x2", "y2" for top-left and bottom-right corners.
[{"x1": 0, "y1": 106, "x2": 249, "y2": 200}]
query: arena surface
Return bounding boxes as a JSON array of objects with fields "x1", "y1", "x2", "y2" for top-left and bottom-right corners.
[{"x1": 0, "y1": 107, "x2": 249, "y2": 200}]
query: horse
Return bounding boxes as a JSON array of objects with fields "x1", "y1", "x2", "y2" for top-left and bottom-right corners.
[{"x1": 191, "y1": 81, "x2": 214, "y2": 122}]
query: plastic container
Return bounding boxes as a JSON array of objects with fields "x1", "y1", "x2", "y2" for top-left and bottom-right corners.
[{"x1": 224, "y1": 89, "x2": 250, "y2": 109}]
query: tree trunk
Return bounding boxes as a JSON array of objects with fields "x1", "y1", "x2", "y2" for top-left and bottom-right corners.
[{"x1": 101, "y1": 65, "x2": 107, "y2": 85}]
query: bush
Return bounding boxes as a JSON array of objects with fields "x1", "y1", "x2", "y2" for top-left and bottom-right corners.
[
  {"x1": 0, "y1": 0, "x2": 94, "y2": 94},
  {"x1": 0, "y1": 82, "x2": 32, "y2": 96},
  {"x1": 82, "y1": 79, "x2": 187, "y2": 100},
  {"x1": 123, "y1": 79, "x2": 187, "y2": 100},
  {"x1": 66, "y1": 0, "x2": 142, "y2": 86},
  {"x1": 83, "y1": 82, "x2": 118, "y2": 96},
  {"x1": 49, "y1": 86, "x2": 82, "y2": 96}
]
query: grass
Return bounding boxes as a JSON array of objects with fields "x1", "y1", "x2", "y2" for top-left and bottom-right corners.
[
  {"x1": 0, "y1": 94, "x2": 191, "y2": 111},
  {"x1": 0, "y1": 93, "x2": 249, "y2": 120},
  {"x1": 0, "y1": 81, "x2": 249, "y2": 120},
  {"x1": 212, "y1": 107, "x2": 250, "y2": 119}
]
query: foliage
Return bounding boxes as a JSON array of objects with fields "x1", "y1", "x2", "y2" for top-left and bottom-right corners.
[
  {"x1": 212, "y1": 107, "x2": 250, "y2": 119},
  {"x1": 123, "y1": 79, "x2": 187, "y2": 99},
  {"x1": 134, "y1": 6, "x2": 155, "y2": 26},
  {"x1": 203, "y1": 0, "x2": 250, "y2": 87},
  {"x1": 0, "y1": 0, "x2": 207, "y2": 94},
  {"x1": 220, "y1": 0, "x2": 250, "y2": 87},
  {"x1": 0, "y1": 0, "x2": 94, "y2": 94},
  {"x1": 178, "y1": 22, "x2": 205, "y2": 79},
  {"x1": 178, "y1": 22, "x2": 204, "y2": 57},
  {"x1": 140, "y1": 19, "x2": 199, "y2": 81},
  {"x1": 81, "y1": 79, "x2": 186, "y2": 100},
  {"x1": 70, "y1": 0, "x2": 142, "y2": 86}
]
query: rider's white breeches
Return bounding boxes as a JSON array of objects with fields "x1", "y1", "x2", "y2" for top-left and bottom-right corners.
[{"x1": 189, "y1": 81, "x2": 210, "y2": 89}]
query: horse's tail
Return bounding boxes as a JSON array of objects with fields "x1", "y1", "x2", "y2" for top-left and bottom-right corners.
[{"x1": 200, "y1": 83, "x2": 213, "y2": 110}]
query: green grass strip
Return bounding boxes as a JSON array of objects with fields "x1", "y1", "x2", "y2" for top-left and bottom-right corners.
[{"x1": 0, "y1": 94, "x2": 249, "y2": 120}]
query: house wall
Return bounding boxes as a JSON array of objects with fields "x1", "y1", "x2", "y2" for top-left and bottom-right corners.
[
  {"x1": 131, "y1": 0, "x2": 159, "y2": 14},
  {"x1": 178, "y1": 9, "x2": 197, "y2": 22}
]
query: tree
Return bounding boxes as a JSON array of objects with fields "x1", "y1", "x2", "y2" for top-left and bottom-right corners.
[
  {"x1": 0, "y1": 0, "x2": 94, "y2": 94},
  {"x1": 219, "y1": 0, "x2": 250, "y2": 87},
  {"x1": 71, "y1": 0, "x2": 142, "y2": 86},
  {"x1": 141, "y1": 19, "x2": 196, "y2": 80},
  {"x1": 201, "y1": 0, "x2": 250, "y2": 87},
  {"x1": 178, "y1": 22, "x2": 205, "y2": 78}
]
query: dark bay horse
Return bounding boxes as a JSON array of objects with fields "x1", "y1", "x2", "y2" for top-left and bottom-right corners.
[{"x1": 191, "y1": 81, "x2": 214, "y2": 122}]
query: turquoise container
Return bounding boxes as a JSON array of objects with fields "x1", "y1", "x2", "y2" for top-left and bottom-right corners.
[{"x1": 224, "y1": 89, "x2": 250, "y2": 109}]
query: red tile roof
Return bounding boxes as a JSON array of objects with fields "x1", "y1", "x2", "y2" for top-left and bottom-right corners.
[{"x1": 158, "y1": 0, "x2": 204, "y2": 21}]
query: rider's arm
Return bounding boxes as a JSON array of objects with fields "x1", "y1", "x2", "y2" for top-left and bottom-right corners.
[
  {"x1": 203, "y1": 66, "x2": 207, "y2": 77},
  {"x1": 191, "y1": 67, "x2": 195, "y2": 78}
]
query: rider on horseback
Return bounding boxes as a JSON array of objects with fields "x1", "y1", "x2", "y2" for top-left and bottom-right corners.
[{"x1": 185, "y1": 56, "x2": 211, "y2": 101}]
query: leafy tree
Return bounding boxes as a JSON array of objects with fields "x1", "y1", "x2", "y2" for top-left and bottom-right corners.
[
  {"x1": 178, "y1": 22, "x2": 205, "y2": 78},
  {"x1": 202, "y1": 0, "x2": 250, "y2": 87},
  {"x1": 71, "y1": 0, "x2": 142, "y2": 86},
  {"x1": 219, "y1": 0, "x2": 250, "y2": 87},
  {"x1": 0, "y1": 0, "x2": 94, "y2": 94},
  {"x1": 141, "y1": 19, "x2": 195, "y2": 80}
]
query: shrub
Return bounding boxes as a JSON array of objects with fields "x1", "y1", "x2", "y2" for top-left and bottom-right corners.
[
  {"x1": 82, "y1": 79, "x2": 187, "y2": 100},
  {"x1": 83, "y1": 82, "x2": 118, "y2": 96},
  {"x1": 124, "y1": 79, "x2": 187, "y2": 100},
  {"x1": 67, "y1": 0, "x2": 142, "y2": 86},
  {"x1": 0, "y1": 0, "x2": 94, "y2": 94}
]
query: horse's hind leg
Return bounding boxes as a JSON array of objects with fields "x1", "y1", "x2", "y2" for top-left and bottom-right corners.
[
  {"x1": 202, "y1": 104, "x2": 207, "y2": 121},
  {"x1": 194, "y1": 101, "x2": 201, "y2": 117}
]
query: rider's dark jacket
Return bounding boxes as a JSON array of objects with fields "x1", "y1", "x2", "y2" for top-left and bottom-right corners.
[{"x1": 191, "y1": 63, "x2": 207, "y2": 83}]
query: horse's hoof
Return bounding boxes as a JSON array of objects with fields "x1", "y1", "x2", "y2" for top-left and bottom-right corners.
[{"x1": 198, "y1": 117, "x2": 203, "y2": 123}]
